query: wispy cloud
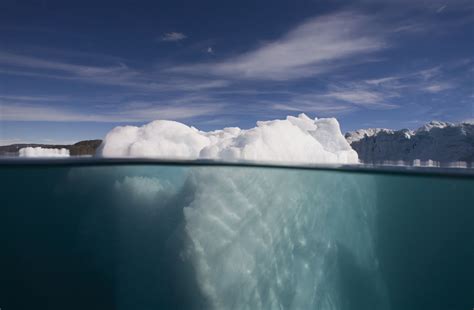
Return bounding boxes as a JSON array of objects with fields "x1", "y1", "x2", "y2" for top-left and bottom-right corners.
[
  {"x1": 363, "y1": 64, "x2": 458, "y2": 94},
  {"x1": 436, "y1": 5, "x2": 447, "y2": 13},
  {"x1": 417, "y1": 66, "x2": 442, "y2": 80},
  {"x1": 271, "y1": 82, "x2": 401, "y2": 112},
  {"x1": 364, "y1": 76, "x2": 402, "y2": 85},
  {"x1": 0, "y1": 51, "x2": 144, "y2": 87},
  {"x1": 265, "y1": 85, "x2": 399, "y2": 115},
  {"x1": 0, "y1": 51, "x2": 229, "y2": 92},
  {"x1": 170, "y1": 12, "x2": 386, "y2": 80},
  {"x1": 391, "y1": 23, "x2": 428, "y2": 34},
  {"x1": 0, "y1": 99, "x2": 223, "y2": 123},
  {"x1": 359, "y1": 0, "x2": 473, "y2": 11},
  {"x1": 161, "y1": 32, "x2": 187, "y2": 42},
  {"x1": 423, "y1": 82, "x2": 455, "y2": 93},
  {"x1": 319, "y1": 88, "x2": 399, "y2": 109},
  {"x1": 271, "y1": 101, "x2": 354, "y2": 115},
  {"x1": 0, "y1": 95, "x2": 68, "y2": 102}
]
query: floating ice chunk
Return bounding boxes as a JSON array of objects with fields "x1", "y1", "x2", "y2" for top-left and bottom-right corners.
[
  {"x1": 97, "y1": 114, "x2": 359, "y2": 164},
  {"x1": 115, "y1": 176, "x2": 170, "y2": 203},
  {"x1": 19, "y1": 147, "x2": 70, "y2": 158}
]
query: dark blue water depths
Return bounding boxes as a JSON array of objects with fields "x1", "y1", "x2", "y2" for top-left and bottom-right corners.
[{"x1": 0, "y1": 161, "x2": 473, "y2": 310}]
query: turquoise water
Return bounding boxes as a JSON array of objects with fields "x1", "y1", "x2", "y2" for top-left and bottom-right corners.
[{"x1": 0, "y1": 162, "x2": 473, "y2": 309}]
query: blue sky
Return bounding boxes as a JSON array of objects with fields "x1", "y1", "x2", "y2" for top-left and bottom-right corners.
[{"x1": 1, "y1": 0, "x2": 473, "y2": 144}]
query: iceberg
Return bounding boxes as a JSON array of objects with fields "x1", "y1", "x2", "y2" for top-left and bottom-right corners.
[
  {"x1": 64, "y1": 165, "x2": 388, "y2": 309},
  {"x1": 97, "y1": 114, "x2": 359, "y2": 164},
  {"x1": 19, "y1": 147, "x2": 70, "y2": 158},
  {"x1": 181, "y1": 167, "x2": 386, "y2": 309}
]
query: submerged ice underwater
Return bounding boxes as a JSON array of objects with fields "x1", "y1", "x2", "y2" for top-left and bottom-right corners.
[{"x1": 0, "y1": 164, "x2": 473, "y2": 310}]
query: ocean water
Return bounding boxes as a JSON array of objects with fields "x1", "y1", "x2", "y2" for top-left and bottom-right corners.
[{"x1": 0, "y1": 161, "x2": 473, "y2": 310}]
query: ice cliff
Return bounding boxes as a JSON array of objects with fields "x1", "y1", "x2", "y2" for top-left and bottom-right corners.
[{"x1": 345, "y1": 121, "x2": 474, "y2": 163}]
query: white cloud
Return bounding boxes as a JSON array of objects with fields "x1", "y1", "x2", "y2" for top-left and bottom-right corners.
[
  {"x1": 0, "y1": 51, "x2": 145, "y2": 87},
  {"x1": 161, "y1": 32, "x2": 187, "y2": 42},
  {"x1": 417, "y1": 66, "x2": 442, "y2": 80},
  {"x1": 153, "y1": 78, "x2": 230, "y2": 91},
  {"x1": 423, "y1": 83, "x2": 455, "y2": 93},
  {"x1": 0, "y1": 95, "x2": 67, "y2": 102},
  {"x1": 265, "y1": 87, "x2": 399, "y2": 115},
  {"x1": 249, "y1": 82, "x2": 400, "y2": 114},
  {"x1": 364, "y1": 76, "x2": 402, "y2": 85},
  {"x1": 0, "y1": 51, "x2": 229, "y2": 92},
  {"x1": 269, "y1": 93, "x2": 355, "y2": 115},
  {"x1": 171, "y1": 12, "x2": 386, "y2": 80},
  {"x1": 392, "y1": 23, "x2": 428, "y2": 34},
  {"x1": 272, "y1": 102, "x2": 354, "y2": 114},
  {"x1": 308, "y1": 84, "x2": 400, "y2": 110},
  {"x1": 321, "y1": 89, "x2": 392, "y2": 107},
  {"x1": 437, "y1": 5, "x2": 447, "y2": 13},
  {"x1": 0, "y1": 101, "x2": 223, "y2": 122},
  {"x1": 364, "y1": 65, "x2": 458, "y2": 94}
]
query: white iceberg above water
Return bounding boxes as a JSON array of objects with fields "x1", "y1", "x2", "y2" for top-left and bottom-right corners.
[
  {"x1": 97, "y1": 114, "x2": 359, "y2": 164},
  {"x1": 19, "y1": 147, "x2": 70, "y2": 158}
]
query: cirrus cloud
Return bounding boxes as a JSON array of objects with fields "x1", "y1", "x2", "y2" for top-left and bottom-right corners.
[
  {"x1": 170, "y1": 12, "x2": 386, "y2": 80},
  {"x1": 161, "y1": 32, "x2": 187, "y2": 42}
]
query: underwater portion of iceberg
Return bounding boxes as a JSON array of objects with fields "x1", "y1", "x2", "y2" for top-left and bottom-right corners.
[
  {"x1": 183, "y1": 168, "x2": 385, "y2": 309},
  {"x1": 97, "y1": 114, "x2": 359, "y2": 164},
  {"x1": 0, "y1": 165, "x2": 384, "y2": 309},
  {"x1": 1, "y1": 164, "x2": 473, "y2": 310}
]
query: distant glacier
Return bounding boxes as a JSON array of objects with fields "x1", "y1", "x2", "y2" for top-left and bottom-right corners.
[{"x1": 345, "y1": 121, "x2": 474, "y2": 165}]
